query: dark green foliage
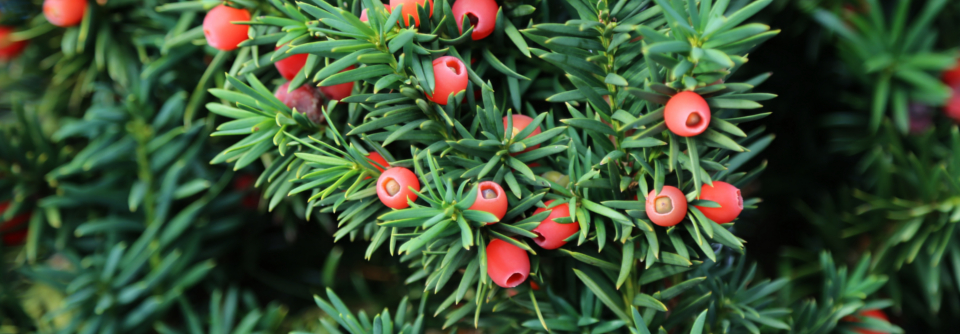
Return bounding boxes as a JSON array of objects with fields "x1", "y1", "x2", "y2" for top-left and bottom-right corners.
[{"x1": 2, "y1": 0, "x2": 957, "y2": 333}]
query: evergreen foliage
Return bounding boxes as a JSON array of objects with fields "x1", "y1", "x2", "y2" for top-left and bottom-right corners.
[{"x1": 0, "y1": 0, "x2": 957, "y2": 333}]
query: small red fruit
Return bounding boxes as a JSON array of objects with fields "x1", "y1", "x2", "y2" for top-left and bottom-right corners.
[
  {"x1": 942, "y1": 60, "x2": 960, "y2": 88},
  {"x1": 0, "y1": 27, "x2": 27, "y2": 61},
  {"x1": 486, "y1": 239, "x2": 529, "y2": 288},
  {"x1": 360, "y1": 4, "x2": 392, "y2": 22},
  {"x1": 503, "y1": 114, "x2": 542, "y2": 154},
  {"x1": 274, "y1": 82, "x2": 325, "y2": 124},
  {"x1": 366, "y1": 152, "x2": 389, "y2": 173},
  {"x1": 377, "y1": 167, "x2": 420, "y2": 209},
  {"x1": 664, "y1": 91, "x2": 710, "y2": 137},
  {"x1": 427, "y1": 56, "x2": 468, "y2": 105},
  {"x1": 531, "y1": 200, "x2": 579, "y2": 250},
  {"x1": 274, "y1": 46, "x2": 308, "y2": 80},
  {"x1": 946, "y1": 91, "x2": 960, "y2": 123},
  {"x1": 43, "y1": 0, "x2": 87, "y2": 28},
  {"x1": 319, "y1": 65, "x2": 357, "y2": 101},
  {"x1": 468, "y1": 181, "x2": 507, "y2": 223},
  {"x1": 390, "y1": 0, "x2": 434, "y2": 27},
  {"x1": 645, "y1": 186, "x2": 687, "y2": 227},
  {"x1": 845, "y1": 309, "x2": 890, "y2": 334},
  {"x1": 203, "y1": 5, "x2": 251, "y2": 51},
  {"x1": 452, "y1": 0, "x2": 499, "y2": 40},
  {"x1": 0, "y1": 202, "x2": 31, "y2": 246},
  {"x1": 694, "y1": 181, "x2": 742, "y2": 224}
]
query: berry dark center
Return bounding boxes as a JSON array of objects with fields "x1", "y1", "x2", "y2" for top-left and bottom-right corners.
[
  {"x1": 654, "y1": 196, "x2": 673, "y2": 214},
  {"x1": 482, "y1": 188, "x2": 497, "y2": 199},
  {"x1": 505, "y1": 273, "x2": 523, "y2": 286},
  {"x1": 686, "y1": 112, "x2": 702, "y2": 127},
  {"x1": 446, "y1": 59, "x2": 461, "y2": 75},
  {"x1": 384, "y1": 178, "x2": 400, "y2": 196},
  {"x1": 532, "y1": 231, "x2": 545, "y2": 244},
  {"x1": 466, "y1": 13, "x2": 479, "y2": 27}
]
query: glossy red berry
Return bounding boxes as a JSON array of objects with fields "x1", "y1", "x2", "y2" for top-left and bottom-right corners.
[
  {"x1": 319, "y1": 65, "x2": 357, "y2": 101},
  {"x1": 847, "y1": 309, "x2": 889, "y2": 334},
  {"x1": 203, "y1": 5, "x2": 251, "y2": 51},
  {"x1": 0, "y1": 27, "x2": 27, "y2": 61},
  {"x1": 645, "y1": 186, "x2": 687, "y2": 227},
  {"x1": 504, "y1": 115, "x2": 542, "y2": 154},
  {"x1": 452, "y1": 0, "x2": 499, "y2": 40},
  {"x1": 0, "y1": 202, "x2": 31, "y2": 246},
  {"x1": 360, "y1": 4, "x2": 392, "y2": 22},
  {"x1": 531, "y1": 200, "x2": 579, "y2": 250},
  {"x1": 468, "y1": 181, "x2": 508, "y2": 223},
  {"x1": 274, "y1": 46, "x2": 307, "y2": 80},
  {"x1": 485, "y1": 239, "x2": 529, "y2": 288},
  {"x1": 366, "y1": 152, "x2": 389, "y2": 173},
  {"x1": 946, "y1": 91, "x2": 960, "y2": 123},
  {"x1": 694, "y1": 181, "x2": 742, "y2": 224},
  {"x1": 390, "y1": 0, "x2": 434, "y2": 27},
  {"x1": 427, "y1": 56, "x2": 468, "y2": 105},
  {"x1": 943, "y1": 60, "x2": 960, "y2": 88},
  {"x1": 274, "y1": 82, "x2": 325, "y2": 124},
  {"x1": 43, "y1": 0, "x2": 87, "y2": 28},
  {"x1": 377, "y1": 167, "x2": 420, "y2": 209},
  {"x1": 664, "y1": 91, "x2": 710, "y2": 137}
]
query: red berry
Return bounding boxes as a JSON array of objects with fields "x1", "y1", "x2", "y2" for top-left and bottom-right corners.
[
  {"x1": 366, "y1": 152, "x2": 389, "y2": 173},
  {"x1": 0, "y1": 27, "x2": 27, "y2": 61},
  {"x1": 427, "y1": 56, "x2": 468, "y2": 105},
  {"x1": 485, "y1": 239, "x2": 529, "y2": 288},
  {"x1": 664, "y1": 91, "x2": 710, "y2": 137},
  {"x1": 43, "y1": 0, "x2": 87, "y2": 28},
  {"x1": 1, "y1": 229, "x2": 27, "y2": 245},
  {"x1": 531, "y1": 200, "x2": 579, "y2": 250},
  {"x1": 274, "y1": 46, "x2": 308, "y2": 80},
  {"x1": 360, "y1": 4, "x2": 392, "y2": 22},
  {"x1": 946, "y1": 87, "x2": 960, "y2": 123},
  {"x1": 943, "y1": 60, "x2": 960, "y2": 88},
  {"x1": 503, "y1": 115, "x2": 541, "y2": 154},
  {"x1": 645, "y1": 186, "x2": 687, "y2": 227},
  {"x1": 529, "y1": 280, "x2": 540, "y2": 290},
  {"x1": 377, "y1": 167, "x2": 420, "y2": 209},
  {"x1": 203, "y1": 5, "x2": 251, "y2": 51},
  {"x1": 233, "y1": 174, "x2": 256, "y2": 191},
  {"x1": 846, "y1": 309, "x2": 890, "y2": 334},
  {"x1": 0, "y1": 202, "x2": 31, "y2": 246},
  {"x1": 390, "y1": 0, "x2": 434, "y2": 27},
  {"x1": 694, "y1": 181, "x2": 742, "y2": 224},
  {"x1": 468, "y1": 181, "x2": 507, "y2": 223},
  {"x1": 452, "y1": 0, "x2": 499, "y2": 40},
  {"x1": 319, "y1": 65, "x2": 357, "y2": 101},
  {"x1": 274, "y1": 82, "x2": 325, "y2": 124}
]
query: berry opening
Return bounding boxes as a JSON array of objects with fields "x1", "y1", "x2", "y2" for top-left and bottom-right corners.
[
  {"x1": 686, "y1": 112, "x2": 702, "y2": 127},
  {"x1": 655, "y1": 196, "x2": 673, "y2": 214},
  {"x1": 481, "y1": 185, "x2": 497, "y2": 199},
  {"x1": 505, "y1": 273, "x2": 524, "y2": 287},
  {"x1": 532, "y1": 231, "x2": 545, "y2": 245},
  {"x1": 445, "y1": 59, "x2": 462, "y2": 75},
  {"x1": 384, "y1": 178, "x2": 400, "y2": 196},
  {"x1": 511, "y1": 126, "x2": 521, "y2": 137},
  {"x1": 736, "y1": 190, "x2": 743, "y2": 209},
  {"x1": 466, "y1": 12, "x2": 479, "y2": 27}
]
